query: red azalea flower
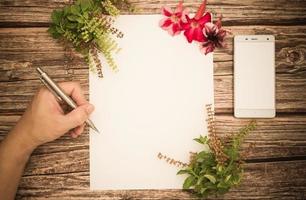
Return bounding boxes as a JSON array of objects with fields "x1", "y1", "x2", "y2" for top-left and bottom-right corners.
[
  {"x1": 159, "y1": 1, "x2": 188, "y2": 36},
  {"x1": 181, "y1": 0, "x2": 211, "y2": 43},
  {"x1": 200, "y1": 16, "x2": 227, "y2": 55}
]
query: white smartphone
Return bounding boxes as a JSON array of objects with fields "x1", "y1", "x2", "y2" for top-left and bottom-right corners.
[{"x1": 234, "y1": 35, "x2": 275, "y2": 118}]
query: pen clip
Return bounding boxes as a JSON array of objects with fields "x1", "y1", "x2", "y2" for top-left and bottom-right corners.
[{"x1": 39, "y1": 77, "x2": 63, "y2": 102}]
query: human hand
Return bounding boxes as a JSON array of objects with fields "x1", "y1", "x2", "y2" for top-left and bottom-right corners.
[{"x1": 9, "y1": 82, "x2": 94, "y2": 151}]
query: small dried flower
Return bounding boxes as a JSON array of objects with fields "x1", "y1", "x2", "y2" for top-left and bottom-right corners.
[
  {"x1": 159, "y1": 1, "x2": 188, "y2": 36},
  {"x1": 206, "y1": 104, "x2": 228, "y2": 165},
  {"x1": 90, "y1": 47, "x2": 103, "y2": 78},
  {"x1": 200, "y1": 16, "x2": 227, "y2": 55},
  {"x1": 157, "y1": 152, "x2": 188, "y2": 168}
]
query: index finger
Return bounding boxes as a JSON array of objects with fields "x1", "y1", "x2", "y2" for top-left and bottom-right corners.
[{"x1": 58, "y1": 82, "x2": 88, "y2": 106}]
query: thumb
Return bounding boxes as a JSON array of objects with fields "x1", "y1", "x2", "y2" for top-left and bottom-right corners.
[{"x1": 62, "y1": 103, "x2": 95, "y2": 130}]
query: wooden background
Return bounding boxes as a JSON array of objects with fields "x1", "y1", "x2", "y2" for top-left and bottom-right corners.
[{"x1": 0, "y1": 0, "x2": 306, "y2": 199}]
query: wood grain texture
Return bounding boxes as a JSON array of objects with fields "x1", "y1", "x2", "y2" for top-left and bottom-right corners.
[
  {"x1": 0, "y1": 26, "x2": 306, "y2": 114},
  {"x1": 16, "y1": 161, "x2": 306, "y2": 199},
  {"x1": 1, "y1": 0, "x2": 306, "y2": 26},
  {"x1": 1, "y1": 115, "x2": 306, "y2": 173},
  {"x1": 0, "y1": 0, "x2": 306, "y2": 199}
]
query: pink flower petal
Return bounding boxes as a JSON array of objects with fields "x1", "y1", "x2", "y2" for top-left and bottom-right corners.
[
  {"x1": 217, "y1": 29, "x2": 227, "y2": 39},
  {"x1": 195, "y1": 0, "x2": 207, "y2": 20},
  {"x1": 202, "y1": 35, "x2": 208, "y2": 42},
  {"x1": 180, "y1": 23, "x2": 189, "y2": 30},
  {"x1": 205, "y1": 45, "x2": 215, "y2": 54},
  {"x1": 184, "y1": 28, "x2": 194, "y2": 43},
  {"x1": 215, "y1": 15, "x2": 223, "y2": 29},
  {"x1": 203, "y1": 22, "x2": 218, "y2": 36},
  {"x1": 200, "y1": 42, "x2": 215, "y2": 55},
  {"x1": 159, "y1": 18, "x2": 173, "y2": 29},
  {"x1": 180, "y1": 9, "x2": 189, "y2": 23},
  {"x1": 180, "y1": 15, "x2": 191, "y2": 30},
  {"x1": 162, "y1": 6, "x2": 173, "y2": 17},
  {"x1": 175, "y1": 1, "x2": 183, "y2": 13},
  {"x1": 172, "y1": 23, "x2": 182, "y2": 35},
  {"x1": 167, "y1": 24, "x2": 181, "y2": 36},
  {"x1": 167, "y1": 25, "x2": 175, "y2": 35},
  {"x1": 194, "y1": 27, "x2": 205, "y2": 42},
  {"x1": 198, "y1": 12, "x2": 212, "y2": 25}
]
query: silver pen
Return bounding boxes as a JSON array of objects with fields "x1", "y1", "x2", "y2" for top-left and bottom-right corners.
[{"x1": 36, "y1": 67, "x2": 100, "y2": 133}]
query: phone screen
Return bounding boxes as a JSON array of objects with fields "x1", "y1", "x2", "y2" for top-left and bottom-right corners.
[{"x1": 234, "y1": 35, "x2": 275, "y2": 118}]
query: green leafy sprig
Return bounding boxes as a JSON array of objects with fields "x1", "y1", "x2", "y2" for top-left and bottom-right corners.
[
  {"x1": 48, "y1": 0, "x2": 132, "y2": 77},
  {"x1": 162, "y1": 104, "x2": 256, "y2": 197},
  {"x1": 178, "y1": 105, "x2": 256, "y2": 197}
]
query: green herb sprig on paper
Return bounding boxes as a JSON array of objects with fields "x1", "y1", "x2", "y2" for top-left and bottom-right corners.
[
  {"x1": 158, "y1": 105, "x2": 256, "y2": 197},
  {"x1": 48, "y1": 0, "x2": 133, "y2": 78}
]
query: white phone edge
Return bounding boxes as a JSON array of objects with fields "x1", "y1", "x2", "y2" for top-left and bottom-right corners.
[{"x1": 234, "y1": 35, "x2": 276, "y2": 119}]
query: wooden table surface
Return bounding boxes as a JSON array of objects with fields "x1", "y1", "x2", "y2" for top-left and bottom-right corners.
[{"x1": 1, "y1": 0, "x2": 306, "y2": 199}]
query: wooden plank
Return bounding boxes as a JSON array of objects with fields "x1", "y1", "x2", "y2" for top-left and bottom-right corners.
[
  {"x1": 1, "y1": 0, "x2": 306, "y2": 26},
  {"x1": 215, "y1": 115, "x2": 306, "y2": 160},
  {"x1": 0, "y1": 1, "x2": 304, "y2": 199},
  {"x1": 1, "y1": 115, "x2": 306, "y2": 176},
  {"x1": 0, "y1": 26, "x2": 305, "y2": 113},
  {"x1": 16, "y1": 160, "x2": 306, "y2": 199},
  {"x1": 1, "y1": 70, "x2": 305, "y2": 114},
  {"x1": 1, "y1": 26, "x2": 305, "y2": 73}
]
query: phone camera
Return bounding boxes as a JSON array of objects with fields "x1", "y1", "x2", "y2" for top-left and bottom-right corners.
[
  {"x1": 245, "y1": 38, "x2": 248, "y2": 40},
  {"x1": 267, "y1": 38, "x2": 269, "y2": 40}
]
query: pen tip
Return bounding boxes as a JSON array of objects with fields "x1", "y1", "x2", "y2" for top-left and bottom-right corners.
[
  {"x1": 86, "y1": 119, "x2": 100, "y2": 134},
  {"x1": 92, "y1": 125, "x2": 101, "y2": 134}
]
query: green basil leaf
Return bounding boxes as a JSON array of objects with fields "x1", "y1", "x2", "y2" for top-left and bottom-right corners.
[
  {"x1": 55, "y1": 26, "x2": 64, "y2": 34},
  {"x1": 66, "y1": 22, "x2": 77, "y2": 29},
  {"x1": 193, "y1": 138, "x2": 202, "y2": 144},
  {"x1": 204, "y1": 174, "x2": 216, "y2": 184},
  {"x1": 177, "y1": 169, "x2": 189, "y2": 175},
  {"x1": 225, "y1": 174, "x2": 232, "y2": 182},
  {"x1": 196, "y1": 176, "x2": 205, "y2": 185},
  {"x1": 48, "y1": 26, "x2": 61, "y2": 39},
  {"x1": 75, "y1": 17, "x2": 84, "y2": 23},
  {"x1": 51, "y1": 10, "x2": 63, "y2": 25},
  {"x1": 67, "y1": 15, "x2": 79, "y2": 22},
  {"x1": 80, "y1": 0, "x2": 93, "y2": 12},
  {"x1": 217, "y1": 165, "x2": 223, "y2": 172},
  {"x1": 217, "y1": 182, "x2": 229, "y2": 189},
  {"x1": 83, "y1": 12, "x2": 89, "y2": 19},
  {"x1": 62, "y1": 6, "x2": 68, "y2": 15},
  {"x1": 183, "y1": 176, "x2": 196, "y2": 189},
  {"x1": 200, "y1": 187, "x2": 208, "y2": 194},
  {"x1": 70, "y1": 5, "x2": 80, "y2": 15},
  {"x1": 200, "y1": 135, "x2": 209, "y2": 144}
]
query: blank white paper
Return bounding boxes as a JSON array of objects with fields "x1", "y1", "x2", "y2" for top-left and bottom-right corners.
[{"x1": 90, "y1": 15, "x2": 214, "y2": 190}]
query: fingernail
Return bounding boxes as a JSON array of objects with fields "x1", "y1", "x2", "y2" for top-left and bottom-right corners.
[{"x1": 86, "y1": 104, "x2": 94, "y2": 114}]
